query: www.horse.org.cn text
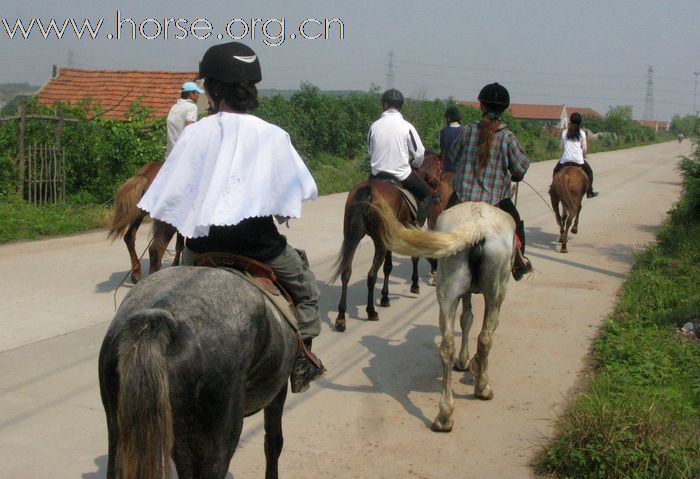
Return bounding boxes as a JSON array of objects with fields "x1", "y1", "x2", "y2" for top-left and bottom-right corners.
[{"x1": 1, "y1": 11, "x2": 346, "y2": 46}]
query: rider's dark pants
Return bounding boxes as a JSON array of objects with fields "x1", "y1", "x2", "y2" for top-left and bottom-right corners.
[
  {"x1": 553, "y1": 161, "x2": 594, "y2": 190},
  {"x1": 446, "y1": 192, "x2": 526, "y2": 253},
  {"x1": 497, "y1": 198, "x2": 526, "y2": 254},
  {"x1": 400, "y1": 170, "x2": 433, "y2": 201}
]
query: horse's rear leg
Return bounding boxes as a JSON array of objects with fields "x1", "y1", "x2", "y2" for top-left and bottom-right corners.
[
  {"x1": 454, "y1": 293, "x2": 474, "y2": 372},
  {"x1": 149, "y1": 221, "x2": 176, "y2": 275},
  {"x1": 410, "y1": 256, "x2": 420, "y2": 294},
  {"x1": 428, "y1": 258, "x2": 438, "y2": 286},
  {"x1": 472, "y1": 295, "x2": 505, "y2": 400},
  {"x1": 368, "y1": 247, "x2": 387, "y2": 318},
  {"x1": 173, "y1": 406, "x2": 244, "y2": 479},
  {"x1": 335, "y1": 266, "x2": 352, "y2": 332},
  {"x1": 124, "y1": 212, "x2": 146, "y2": 283},
  {"x1": 431, "y1": 275, "x2": 462, "y2": 433},
  {"x1": 263, "y1": 386, "x2": 288, "y2": 479},
  {"x1": 571, "y1": 204, "x2": 582, "y2": 235},
  {"x1": 560, "y1": 213, "x2": 573, "y2": 254}
]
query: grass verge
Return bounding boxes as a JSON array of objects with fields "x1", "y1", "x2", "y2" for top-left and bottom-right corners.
[{"x1": 0, "y1": 195, "x2": 109, "y2": 243}]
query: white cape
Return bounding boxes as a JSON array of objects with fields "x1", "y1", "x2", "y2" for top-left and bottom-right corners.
[{"x1": 138, "y1": 112, "x2": 317, "y2": 238}]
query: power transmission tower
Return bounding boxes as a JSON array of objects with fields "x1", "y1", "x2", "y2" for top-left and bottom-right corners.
[
  {"x1": 386, "y1": 51, "x2": 395, "y2": 89},
  {"x1": 644, "y1": 65, "x2": 654, "y2": 120}
]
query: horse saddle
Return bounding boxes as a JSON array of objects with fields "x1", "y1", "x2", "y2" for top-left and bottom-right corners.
[
  {"x1": 368, "y1": 173, "x2": 420, "y2": 220},
  {"x1": 192, "y1": 252, "x2": 299, "y2": 332}
]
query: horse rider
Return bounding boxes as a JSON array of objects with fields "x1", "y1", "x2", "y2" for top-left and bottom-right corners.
[
  {"x1": 439, "y1": 105, "x2": 463, "y2": 173},
  {"x1": 368, "y1": 88, "x2": 435, "y2": 225},
  {"x1": 553, "y1": 112, "x2": 599, "y2": 198},
  {"x1": 138, "y1": 41, "x2": 325, "y2": 394},
  {"x1": 165, "y1": 81, "x2": 204, "y2": 157},
  {"x1": 445, "y1": 82, "x2": 533, "y2": 280}
]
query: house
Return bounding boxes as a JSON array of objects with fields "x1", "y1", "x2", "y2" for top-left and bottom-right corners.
[
  {"x1": 639, "y1": 119, "x2": 669, "y2": 133},
  {"x1": 36, "y1": 66, "x2": 207, "y2": 120}
]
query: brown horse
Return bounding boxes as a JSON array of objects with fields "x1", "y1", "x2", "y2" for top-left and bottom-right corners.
[
  {"x1": 107, "y1": 162, "x2": 183, "y2": 282},
  {"x1": 330, "y1": 153, "x2": 442, "y2": 332},
  {"x1": 549, "y1": 165, "x2": 589, "y2": 253}
]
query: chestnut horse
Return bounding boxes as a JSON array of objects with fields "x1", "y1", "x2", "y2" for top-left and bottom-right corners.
[
  {"x1": 372, "y1": 199, "x2": 516, "y2": 432},
  {"x1": 107, "y1": 162, "x2": 183, "y2": 282},
  {"x1": 99, "y1": 266, "x2": 297, "y2": 478},
  {"x1": 330, "y1": 153, "x2": 441, "y2": 332},
  {"x1": 549, "y1": 165, "x2": 589, "y2": 253}
]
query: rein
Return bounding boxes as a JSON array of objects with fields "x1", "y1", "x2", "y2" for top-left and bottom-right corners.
[{"x1": 519, "y1": 179, "x2": 558, "y2": 219}]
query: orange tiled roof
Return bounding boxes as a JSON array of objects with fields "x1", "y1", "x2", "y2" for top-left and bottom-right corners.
[
  {"x1": 36, "y1": 67, "x2": 200, "y2": 120},
  {"x1": 568, "y1": 107, "x2": 603, "y2": 118},
  {"x1": 459, "y1": 101, "x2": 565, "y2": 121}
]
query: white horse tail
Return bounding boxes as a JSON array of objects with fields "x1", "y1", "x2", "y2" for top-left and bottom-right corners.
[{"x1": 371, "y1": 200, "x2": 487, "y2": 259}]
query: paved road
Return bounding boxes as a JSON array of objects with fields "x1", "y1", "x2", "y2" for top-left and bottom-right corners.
[{"x1": 0, "y1": 141, "x2": 690, "y2": 478}]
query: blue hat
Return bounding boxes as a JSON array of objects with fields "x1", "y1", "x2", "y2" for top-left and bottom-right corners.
[{"x1": 182, "y1": 81, "x2": 204, "y2": 93}]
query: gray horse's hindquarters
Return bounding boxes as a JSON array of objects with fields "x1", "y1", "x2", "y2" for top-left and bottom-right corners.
[{"x1": 99, "y1": 266, "x2": 297, "y2": 478}]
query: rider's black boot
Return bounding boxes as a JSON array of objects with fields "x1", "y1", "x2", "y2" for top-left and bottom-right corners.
[
  {"x1": 290, "y1": 338, "x2": 326, "y2": 393},
  {"x1": 512, "y1": 221, "x2": 533, "y2": 281}
]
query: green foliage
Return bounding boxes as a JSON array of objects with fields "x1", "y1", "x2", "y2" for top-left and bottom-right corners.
[
  {"x1": 535, "y1": 136, "x2": 700, "y2": 478},
  {"x1": 0, "y1": 194, "x2": 108, "y2": 243},
  {"x1": 0, "y1": 97, "x2": 166, "y2": 203},
  {"x1": 670, "y1": 114, "x2": 700, "y2": 136}
]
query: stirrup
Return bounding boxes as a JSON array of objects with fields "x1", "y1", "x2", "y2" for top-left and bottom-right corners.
[
  {"x1": 290, "y1": 341, "x2": 326, "y2": 393},
  {"x1": 512, "y1": 250, "x2": 532, "y2": 281}
]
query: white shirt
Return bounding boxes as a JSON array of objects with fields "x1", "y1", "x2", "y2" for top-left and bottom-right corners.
[
  {"x1": 368, "y1": 108, "x2": 425, "y2": 181},
  {"x1": 138, "y1": 112, "x2": 317, "y2": 238},
  {"x1": 166, "y1": 98, "x2": 199, "y2": 156},
  {"x1": 560, "y1": 129, "x2": 587, "y2": 164}
]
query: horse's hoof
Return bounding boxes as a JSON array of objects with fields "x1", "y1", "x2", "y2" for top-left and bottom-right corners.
[
  {"x1": 453, "y1": 360, "x2": 469, "y2": 372},
  {"x1": 560, "y1": 247, "x2": 568, "y2": 254},
  {"x1": 131, "y1": 273, "x2": 141, "y2": 283},
  {"x1": 379, "y1": 297, "x2": 391, "y2": 307},
  {"x1": 335, "y1": 318, "x2": 346, "y2": 332},
  {"x1": 367, "y1": 312, "x2": 379, "y2": 321},
  {"x1": 571, "y1": 226, "x2": 578, "y2": 234},
  {"x1": 431, "y1": 417, "x2": 453, "y2": 433},
  {"x1": 410, "y1": 285, "x2": 420, "y2": 294},
  {"x1": 475, "y1": 385, "x2": 494, "y2": 400}
]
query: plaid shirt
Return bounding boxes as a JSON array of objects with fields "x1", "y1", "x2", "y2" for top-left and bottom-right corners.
[{"x1": 448, "y1": 122, "x2": 529, "y2": 205}]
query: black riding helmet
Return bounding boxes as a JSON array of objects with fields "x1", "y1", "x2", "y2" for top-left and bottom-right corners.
[
  {"x1": 477, "y1": 83, "x2": 510, "y2": 113},
  {"x1": 381, "y1": 88, "x2": 404, "y2": 108},
  {"x1": 445, "y1": 105, "x2": 461, "y2": 122},
  {"x1": 198, "y1": 42, "x2": 262, "y2": 83}
]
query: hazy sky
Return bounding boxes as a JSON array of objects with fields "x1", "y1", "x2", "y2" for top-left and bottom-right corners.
[{"x1": 1, "y1": 0, "x2": 698, "y2": 120}]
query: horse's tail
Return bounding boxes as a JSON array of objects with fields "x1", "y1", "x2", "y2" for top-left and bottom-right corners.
[
  {"x1": 115, "y1": 309, "x2": 176, "y2": 479},
  {"x1": 330, "y1": 185, "x2": 371, "y2": 283},
  {"x1": 107, "y1": 174, "x2": 149, "y2": 240},
  {"x1": 560, "y1": 172, "x2": 586, "y2": 216},
  {"x1": 371, "y1": 200, "x2": 486, "y2": 259}
]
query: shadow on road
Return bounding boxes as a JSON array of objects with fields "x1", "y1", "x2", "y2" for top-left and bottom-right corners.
[{"x1": 321, "y1": 323, "x2": 477, "y2": 429}]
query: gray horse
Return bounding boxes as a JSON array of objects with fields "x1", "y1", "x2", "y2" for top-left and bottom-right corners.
[
  {"x1": 373, "y1": 201, "x2": 515, "y2": 432},
  {"x1": 98, "y1": 266, "x2": 298, "y2": 479}
]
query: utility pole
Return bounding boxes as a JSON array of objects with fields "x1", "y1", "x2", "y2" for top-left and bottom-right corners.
[
  {"x1": 386, "y1": 51, "x2": 395, "y2": 90},
  {"x1": 644, "y1": 65, "x2": 654, "y2": 120},
  {"x1": 694, "y1": 71, "x2": 700, "y2": 115}
]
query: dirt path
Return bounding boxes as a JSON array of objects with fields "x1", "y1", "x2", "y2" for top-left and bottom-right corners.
[{"x1": 0, "y1": 141, "x2": 689, "y2": 478}]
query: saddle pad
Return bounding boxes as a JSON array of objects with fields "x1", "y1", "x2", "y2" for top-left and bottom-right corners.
[
  {"x1": 221, "y1": 267, "x2": 299, "y2": 333},
  {"x1": 369, "y1": 178, "x2": 419, "y2": 219}
]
